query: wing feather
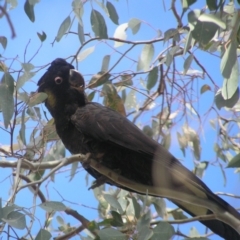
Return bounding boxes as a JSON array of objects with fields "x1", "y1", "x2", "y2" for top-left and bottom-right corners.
[{"x1": 71, "y1": 102, "x2": 158, "y2": 154}]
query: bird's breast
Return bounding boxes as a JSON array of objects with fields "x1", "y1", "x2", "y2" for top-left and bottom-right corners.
[{"x1": 55, "y1": 118, "x2": 90, "y2": 154}]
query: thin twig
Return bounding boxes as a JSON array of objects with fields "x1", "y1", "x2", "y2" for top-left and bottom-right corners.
[
  {"x1": 171, "y1": 0, "x2": 183, "y2": 28},
  {"x1": 151, "y1": 214, "x2": 215, "y2": 225},
  {"x1": 0, "y1": 5, "x2": 16, "y2": 38}
]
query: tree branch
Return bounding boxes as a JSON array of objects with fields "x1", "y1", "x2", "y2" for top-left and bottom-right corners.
[
  {"x1": 151, "y1": 214, "x2": 215, "y2": 225},
  {"x1": 0, "y1": 4, "x2": 16, "y2": 38},
  {"x1": 1, "y1": 153, "x2": 240, "y2": 233}
]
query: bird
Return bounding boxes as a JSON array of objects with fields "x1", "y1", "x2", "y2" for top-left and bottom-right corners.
[{"x1": 37, "y1": 58, "x2": 240, "y2": 240}]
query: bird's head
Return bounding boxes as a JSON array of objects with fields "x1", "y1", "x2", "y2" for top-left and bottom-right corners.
[{"x1": 37, "y1": 58, "x2": 86, "y2": 116}]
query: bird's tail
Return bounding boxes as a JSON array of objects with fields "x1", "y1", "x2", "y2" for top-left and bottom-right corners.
[
  {"x1": 151, "y1": 147, "x2": 240, "y2": 240},
  {"x1": 172, "y1": 199, "x2": 240, "y2": 240}
]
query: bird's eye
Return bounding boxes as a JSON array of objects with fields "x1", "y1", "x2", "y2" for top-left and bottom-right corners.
[{"x1": 55, "y1": 77, "x2": 63, "y2": 84}]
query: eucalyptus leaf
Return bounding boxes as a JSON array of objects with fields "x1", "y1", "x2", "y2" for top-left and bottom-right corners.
[
  {"x1": 200, "y1": 84, "x2": 211, "y2": 94},
  {"x1": 137, "y1": 210, "x2": 151, "y2": 231},
  {"x1": 78, "y1": 23, "x2": 85, "y2": 45},
  {"x1": 3, "y1": 211, "x2": 26, "y2": 229},
  {"x1": 117, "y1": 74, "x2": 133, "y2": 86},
  {"x1": 128, "y1": 18, "x2": 141, "y2": 34},
  {"x1": 215, "y1": 88, "x2": 239, "y2": 109},
  {"x1": 42, "y1": 118, "x2": 59, "y2": 142},
  {"x1": 192, "y1": 21, "x2": 219, "y2": 46},
  {"x1": 227, "y1": 153, "x2": 240, "y2": 168},
  {"x1": 137, "y1": 44, "x2": 154, "y2": 71},
  {"x1": 72, "y1": 0, "x2": 84, "y2": 22},
  {"x1": 207, "y1": 0, "x2": 218, "y2": 10},
  {"x1": 87, "y1": 91, "x2": 96, "y2": 101},
  {"x1": 220, "y1": 40, "x2": 237, "y2": 80},
  {"x1": 125, "y1": 90, "x2": 137, "y2": 110},
  {"x1": 147, "y1": 66, "x2": 158, "y2": 90},
  {"x1": 143, "y1": 125, "x2": 153, "y2": 138},
  {"x1": 164, "y1": 28, "x2": 178, "y2": 42},
  {"x1": 97, "y1": 228, "x2": 126, "y2": 240},
  {"x1": 152, "y1": 198, "x2": 166, "y2": 218},
  {"x1": 24, "y1": 0, "x2": 35, "y2": 22},
  {"x1": 102, "y1": 82, "x2": 126, "y2": 116},
  {"x1": 152, "y1": 222, "x2": 175, "y2": 240},
  {"x1": 56, "y1": 16, "x2": 71, "y2": 42},
  {"x1": 165, "y1": 51, "x2": 173, "y2": 67},
  {"x1": 101, "y1": 55, "x2": 110, "y2": 72},
  {"x1": 183, "y1": 53, "x2": 193, "y2": 75},
  {"x1": 110, "y1": 211, "x2": 123, "y2": 227},
  {"x1": 138, "y1": 226, "x2": 153, "y2": 240},
  {"x1": 170, "y1": 208, "x2": 188, "y2": 220},
  {"x1": 28, "y1": 92, "x2": 48, "y2": 107},
  {"x1": 28, "y1": 0, "x2": 40, "y2": 4},
  {"x1": 131, "y1": 196, "x2": 141, "y2": 219},
  {"x1": 194, "y1": 161, "x2": 209, "y2": 178},
  {"x1": 183, "y1": 31, "x2": 193, "y2": 55},
  {"x1": 16, "y1": 71, "x2": 35, "y2": 90},
  {"x1": 70, "y1": 162, "x2": 78, "y2": 181},
  {"x1": 0, "y1": 199, "x2": 2, "y2": 220},
  {"x1": 0, "y1": 73, "x2": 14, "y2": 128},
  {"x1": 39, "y1": 201, "x2": 67, "y2": 212},
  {"x1": 89, "y1": 72, "x2": 111, "y2": 88},
  {"x1": 222, "y1": 55, "x2": 239, "y2": 100},
  {"x1": 0, "y1": 36, "x2": 7, "y2": 49},
  {"x1": 91, "y1": 10, "x2": 108, "y2": 38},
  {"x1": 104, "y1": 194, "x2": 123, "y2": 214},
  {"x1": 182, "y1": 0, "x2": 197, "y2": 13},
  {"x1": 35, "y1": 229, "x2": 52, "y2": 240},
  {"x1": 198, "y1": 13, "x2": 226, "y2": 29},
  {"x1": 113, "y1": 23, "x2": 128, "y2": 47},
  {"x1": 2, "y1": 206, "x2": 15, "y2": 218},
  {"x1": 37, "y1": 31, "x2": 47, "y2": 42},
  {"x1": 77, "y1": 46, "x2": 95, "y2": 62},
  {"x1": 106, "y1": 1, "x2": 119, "y2": 25},
  {"x1": 21, "y1": 62, "x2": 34, "y2": 71},
  {"x1": 19, "y1": 109, "x2": 26, "y2": 145}
]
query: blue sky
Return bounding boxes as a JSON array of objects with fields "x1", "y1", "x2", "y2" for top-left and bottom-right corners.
[{"x1": 0, "y1": 1, "x2": 239, "y2": 239}]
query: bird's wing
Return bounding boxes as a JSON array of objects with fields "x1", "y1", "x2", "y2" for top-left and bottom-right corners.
[
  {"x1": 71, "y1": 102, "x2": 240, "y2": 240},
  {"x1": 71, "y1": 103, "x2": 216, "y2": 200},
  {"x1": 71, "y1": 102, "x2": 158, "y2": 155}
]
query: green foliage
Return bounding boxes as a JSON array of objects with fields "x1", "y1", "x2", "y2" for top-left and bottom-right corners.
[
  {"x1": 37, "y1": 31, "x2": 47, "y2": 42},
  {"x1": 35, "y1": 229, "x2": 52, "y2": 240},
  {"x1": 106, "y1": 1, "x2": 119, "y2": 25},
  {"x1": 0, "y1": 73, "x2": 14, "y2": 128},
  {"x1": 228, "y1": 153, "x2": 240, "y2": 168},
  {"x1": 24, "y1": 0, "x2": 35, "y2": 22},
  {"x1": 39, "y1": 201, "x2": 67, "y2": 212},
  {"x1": 146, "y1": 67, "x2": 158, "y2": 90},
  {"x1": 91, "y1": 10, "x2": 108, "y2": 38},
  {"x1": 0, "y1": 36, "x2": 7, "y2": 49},
  {"x1": 137, "y1": 44, "x2": 155, "y2": 72},
  {"x1": 56, "y1": 16, "x2": 71, "y2": 42},
  {"x1": 128, "y1": 18, "x2": 141, "y2": 35},
  {"x1": 77, "y1": 46, "x2": 95, "y2": 61}
]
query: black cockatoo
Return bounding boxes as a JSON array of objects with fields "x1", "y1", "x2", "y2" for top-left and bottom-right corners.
[{"x1": 37, "y1": 58, "x2": 240, "y2": 240}]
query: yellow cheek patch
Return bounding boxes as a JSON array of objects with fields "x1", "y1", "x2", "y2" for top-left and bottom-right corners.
[{"x1": 44, "y1": 89, "x2": 57, "y2": 108}]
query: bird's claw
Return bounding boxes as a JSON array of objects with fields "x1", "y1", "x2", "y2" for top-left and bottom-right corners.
[
  {"x1": 82, "y1": 152, "x2": 92, "y2": 169},
  {"x1": 88, "y1": 175, "x2": 111, "y2": 190}
]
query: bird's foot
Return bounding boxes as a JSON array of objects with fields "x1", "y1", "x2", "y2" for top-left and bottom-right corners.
[
  {"x1": 82, "y1": 152, "x2": 92, "y2": 169},
  {"x1": 88, "y1": 175, "x2": 112, "y2": 190}
]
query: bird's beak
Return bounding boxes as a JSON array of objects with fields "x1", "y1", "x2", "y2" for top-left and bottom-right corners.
[{"x1": 69, "y1": 69, "x2": 85, "y2": 88}]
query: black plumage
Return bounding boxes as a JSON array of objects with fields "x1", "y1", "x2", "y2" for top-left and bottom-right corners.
[{"x1": 37, "y1": 58, "x2": 240, "y2": 240}]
